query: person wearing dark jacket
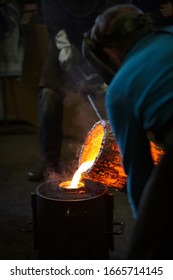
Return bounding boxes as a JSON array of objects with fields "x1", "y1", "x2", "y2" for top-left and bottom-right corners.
[
  {"x1": 82, "y1": 3, "x2": 173, "y2": 259},
  {"x1": 27, "y1": 0, "x2": 130, "y2": 181}
]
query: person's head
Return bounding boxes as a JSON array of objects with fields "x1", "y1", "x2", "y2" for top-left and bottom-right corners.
[{"x1": 82, "y1": 4, "x2": 157, "y2": 84}]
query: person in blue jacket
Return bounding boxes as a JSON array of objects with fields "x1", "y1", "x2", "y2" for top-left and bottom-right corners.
[{"x1": 82, "y1": 3, "x2": 173, "y2": 259}]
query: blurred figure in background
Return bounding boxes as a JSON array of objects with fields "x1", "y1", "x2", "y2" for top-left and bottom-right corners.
[
  {"x1": 27, "y1": 0, "x2": 130, "y2": 181},
  {"x1": 0, "y1": 0, "x2": 25, "y2": 78}
]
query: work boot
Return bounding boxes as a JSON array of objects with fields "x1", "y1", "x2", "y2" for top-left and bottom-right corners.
[{"x1": 27, "y1": 160, "x2": 57, "y2": 182}]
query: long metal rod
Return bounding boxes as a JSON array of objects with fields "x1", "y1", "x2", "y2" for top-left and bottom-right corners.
[
  {"x1": 76, "y1": 66, "x2": 104, "y2": 121},
  {"x1": 87, "y1": 94, "x2": 103, "y2": 121}
]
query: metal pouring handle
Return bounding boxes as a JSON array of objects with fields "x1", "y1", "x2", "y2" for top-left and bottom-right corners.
[
  {"x1": 75, "y1": 65, "x2": 105, "y2": 121},
  {"x1": 87, "y1": 94, "x2": 103, "y2": 121}
]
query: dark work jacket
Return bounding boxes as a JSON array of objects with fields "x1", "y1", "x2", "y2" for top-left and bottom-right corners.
[
  {"x1": 40, "y1": 0, "x2": 128, "y2": 48},
  {"x1": 39, "y1": 0, "x2": 131, "y2": 90},
  {"x1": 132, "y1": 0, "x2": 173, "y2": 26}
]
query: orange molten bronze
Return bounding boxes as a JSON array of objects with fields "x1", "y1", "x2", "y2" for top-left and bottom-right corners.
[{"x1": 78, "y1": 120, "x2": 164, "y2": 189}]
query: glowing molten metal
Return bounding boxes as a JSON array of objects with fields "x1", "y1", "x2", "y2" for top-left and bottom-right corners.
[
  {"x1": 60, "y1": 120, "x2": 164, "y2": 190},
  {"x1": 67, "y1": 161, "x2": 94, "y2": 189}
]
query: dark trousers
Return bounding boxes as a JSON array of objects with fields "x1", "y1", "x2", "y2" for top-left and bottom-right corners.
[
  {"x1": 39, "y1": 87, "x2": 64, "y2": 165},
  {"x1": 38, "y1": 33, "x2": 65, "y2": 165}
]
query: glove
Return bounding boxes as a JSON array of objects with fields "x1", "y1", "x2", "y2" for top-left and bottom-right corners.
[{"x1": 55, "y1": 29, "x2": 73, "y2": 66}]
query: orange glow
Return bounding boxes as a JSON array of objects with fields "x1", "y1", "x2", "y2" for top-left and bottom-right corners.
[
  {"x1": 79, "y1": 121, "x2": 127, "y2": 189},
  {"x1": 150, "y1": 141, "x2": 164, "y2": 165},
  {"x1": 59, "y1": 124, "x2": 104, "y2": 190},
  {"x1": 78, "y1": 120, "x2": 165, "y2": 189},
  {"x1": 59, "y1": 180, "x2": 84, "y2": 189},
  {"x1": 67, "y1": 161, "x2": 94, "y2": 189},
  {"x1": 79, "y1": 123, "x2": 104, "y2": 163},
  {"x1": 59, "y1": 121, "x2": 165, "y2": 190}
]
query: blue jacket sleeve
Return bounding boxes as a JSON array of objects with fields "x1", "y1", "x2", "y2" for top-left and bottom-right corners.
[{"x1": 106, "y1": 89, "x2": 154, "y2": 218}]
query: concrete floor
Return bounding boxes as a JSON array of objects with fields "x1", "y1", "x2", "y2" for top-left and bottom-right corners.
[{"x1": 0, "y1": 121, "x2": 134, "y2": 260}]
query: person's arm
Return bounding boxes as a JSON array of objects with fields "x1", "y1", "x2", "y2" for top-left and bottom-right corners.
[{"x1": 106, "y1": 85, "x2": 154, "y2": 218}]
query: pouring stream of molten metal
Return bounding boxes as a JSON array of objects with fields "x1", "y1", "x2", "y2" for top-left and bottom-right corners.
[
  {"x1": 60, "y1": 120, "x2": 164, "y2": 190},
  {"x1": 67, "y1": 161, "x2": 94, "y2": 189}
]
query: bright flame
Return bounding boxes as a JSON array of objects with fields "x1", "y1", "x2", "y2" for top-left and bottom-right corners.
[{"x1": 67, "y1": 161, "x2": 94, "y2": 189}]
